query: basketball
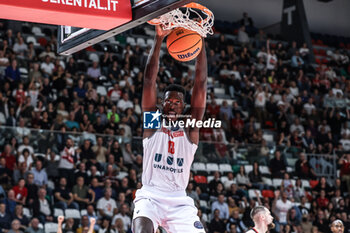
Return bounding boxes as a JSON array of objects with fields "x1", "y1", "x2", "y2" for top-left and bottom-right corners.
[{"x1": 166, "y1": 27, "x2": 202, "y2": 62}]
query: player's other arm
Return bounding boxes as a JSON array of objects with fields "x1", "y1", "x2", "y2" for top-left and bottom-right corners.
[
  {"x1": 142, "y1": 25, "x2": 170, "y2": 138},
  {"x1": 189, "y1": 41, "x2": 207, "y2": 145}
]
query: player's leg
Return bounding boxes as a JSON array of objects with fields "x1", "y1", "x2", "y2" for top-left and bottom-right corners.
[
  {"x1": 132, "y1": 217, "x2": 154, "y2": 233},
  {"x1": 163, "y1": 197, "x2": 206, "y2": 233},
  {"x1": 132, "y1": 197, "x2": 159, "y2": 233}
]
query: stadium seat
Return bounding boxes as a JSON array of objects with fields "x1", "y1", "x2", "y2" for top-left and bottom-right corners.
[
  {"x1": 206, "y1": 163, "x2": 219, "y2": 173},
  {"x1": 116, "y1": 171, "x2": 128, "y2": 180},
  {"x1": 0, "y1": 112, "x2": 6, "y2": 125},
  {"x1": 45, "y1": 222, "x2": 58, "y2": 233},
  {"x1": 126, "y1": 37, "x2": 136, "y2": 46},
  {"x1": 136, "y1": 38, "x2": 146, "y2": 47},
  {"x1": 244, "y1": 165, "x2": 253, "y2": 174},
  {"x1": 65, "y1": 209, "x2": 81, "y2": 219},
  {"x1": 47, "y1": 180, "x2": 55, "y2": 190},
  {"x1": 309, "y1": 180, "x2": 319, "y2": 188},
  {"x1": 26, "y1": 36, "x2": 39, "y2": 46},
  {"x1": 34, "y1": 153, "x2": 45, "y2": 158},
  {"x1": 88, "y1": 53, "x2": 99, "y2": 62},
  {"x1": 23, "y1": 207, "x2": 32, "y2": 218},
  {"x1": 207, "y1": 176, "x2": 214, "y2": 183},
  {"x1": 96, "y1": 86, "x2": 107, "y2": 96},
  {"x1": 272, "y1": 178, "x2": 283, "y2": 188},
  {"x1": 248, "y1": 189, "x2": 262, "y2": 199},
  {"x1": 262, "y1": 177, "x2": 273, "y2": 187},
  {"x1": 32, "y1": 26, "x2": 45, "y2": 36},
  {"x1": 146, "y1": 38, "x2": 153, "y2": 47},
  {"x1": 54, "y1": 208, "x2": 64, "y2": 217},
  {"x1": 220, "y1": 176, "x2": 228, "y2": 184},
  {"x1": 194, "y1": 175, "x2": 207, "y2": 184},
  {"x1": 301, "y1": 179, "x2": 311, "y2": 188},
  {"x1": 219, "y1": 164, "x2": 232, "y2": 174},
  {"x1": 260, "y1": 165, "x2": 270, "y2": 175},
  {"x1": 202, "y1": 213, "x2": 209, "y2": 222},
  {"x1": 199, "y1": 200, "x2": 209, "y2": 209},
  {"x1": 261, "y1": 190, "x2": 274, "y2": 198}
]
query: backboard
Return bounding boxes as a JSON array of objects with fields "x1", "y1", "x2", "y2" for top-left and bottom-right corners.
[{"x1": 57, "y1": 0, "x2": 194, "y2": 55}]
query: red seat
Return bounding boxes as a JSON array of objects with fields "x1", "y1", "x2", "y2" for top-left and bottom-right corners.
[
  {"x1": 309, "y1": 180, "x2": 319, "y2": 188},
  {"x1": 38, "y1": 37, "x2": 47, "y2": 46},
  {"x1": 262, "y1": 190, "x2": 274, "y2": 198},
  {"x1": 322, "y1": 58, "x2": 328, "y2": 64},
  {"x1": 194, "y1": 175, "x2": 207, "y2": 184},
  {"x1": 315, "y1": 58, "x2": 321, "y2": 64},
  {"x1": 339, "y1": 42, "x2": 345, "y2": 48}
]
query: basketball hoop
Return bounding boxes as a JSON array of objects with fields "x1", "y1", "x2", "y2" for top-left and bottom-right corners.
[{"x1": 148, "y1": 3, "x2": 214, "y2": 38}]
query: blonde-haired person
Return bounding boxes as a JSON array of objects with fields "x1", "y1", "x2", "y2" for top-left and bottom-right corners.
[{"x1": 246, "y1": 206, "x2": 275, "y2": 233}]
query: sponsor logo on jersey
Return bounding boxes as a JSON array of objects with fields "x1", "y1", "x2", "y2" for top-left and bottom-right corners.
[
  {"x1": 153, "y1": 164, "x2": 183, "y2": 173},
  {"x1": 154, "y1": 153, "x2": 162, "y2": 162},
  {"x1": 143, "y1": 110, "x2": 161, "y2": 129},
  {"x1": 177, "y1": 158, "x2": 184, "y2": 167},
  {"x1": 194, "y1": 221, "x2": 204, "y2": 229},
  {"x1": 167, "y1": 156, "x2": 173, "y2": 165}
]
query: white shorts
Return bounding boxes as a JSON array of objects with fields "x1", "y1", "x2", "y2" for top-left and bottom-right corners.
[{"x1": 132, "y1": 185, "x2": 206, "y2": 233}]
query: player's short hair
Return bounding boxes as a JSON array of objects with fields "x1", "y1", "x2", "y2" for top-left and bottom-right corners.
[
  {"x1": 331, "y1": 219, "x2": 344, "y2": 227},
  {"x1": 164, "y1": 84, "x2": 185, "y2": 97},
  {"x1": 250, "y1": 206, "x2": 268, "y2": 220}
]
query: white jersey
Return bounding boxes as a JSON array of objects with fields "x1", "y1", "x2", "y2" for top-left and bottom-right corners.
[{"x1": 142, "y1": 126, "x2": 198, "y2": 192}]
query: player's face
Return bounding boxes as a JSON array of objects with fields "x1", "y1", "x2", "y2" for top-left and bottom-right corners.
[
  {"x1": 265, "y1": 210, "x2": 275, "y2": 230},
  {"x1": 331, "y1": 224, "x2": 344, "y2": 233},
  {"x1": 163, "y1": 91, "x2": 184, "y2": 121}
]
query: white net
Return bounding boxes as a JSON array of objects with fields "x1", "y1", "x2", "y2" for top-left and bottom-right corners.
[{"x1": 151, "y1": 5, "x2": 214, "y2": 37}]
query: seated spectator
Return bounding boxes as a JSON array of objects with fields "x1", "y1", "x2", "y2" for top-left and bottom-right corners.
[
  {"x1": 0, "y1": 203, "x2": 12, "y2": 231},
  {"x1": 248, "y1": 162, "x2": 269, "y2": 190},
  {"x1": 281, "y1": 173, "x2": 294, "y2": 199},
  {"x1": 209, "y1": 209, "x2": 226, "y2": 233},
  {"x1": 5, "y1": 60, "x2": 21, "y2": 83},
  {"x1": 111, "y1": 203, "x2": 131, "y2": 232},
  {"x1": 291, "y1": 51, "x2": 304, "y2": 69},
  {"x1": 8, "y1": 219, "x2": 23, "y2": 233},
  {"x1": 40, "y1": 56, "x2": 54, "y2": 77},
  {"x1": 287, "y1": 207, "x2": 302, "y2": 233},
  {"x1": 211, "y1": 194, "x2": 229, "y2": 222},
  {"x1": 31, "y1": 160, "x2": 48, "y2": 187},
  {"x1": 13, "y1": 162, "x2": 30, "y2": 185},
  {"x1": 18, "y1": 149, "x2": 34, "y2": 170},
  {"x1": 295, "y1": 152, "x2": 316, "y2": 179},
  {"x1": 54, "y1": 177, "x2": 79, "y2": 210},
  {"x1": 237, "y1": 26, "x2": 249, "y2": 45},
  {"x1": 1, "y1": 144, "x2": 16, "y2": 171},
  {"x1": 208, "y1": 171, "x2": 223, "y2": 195},
  {"x1": 90, "y1": 178, "x2": 104, "y2": 201},
  {"x1": 13, "y1": 204, "x2": 29, "y2": 230},
  {"x1": 236, "y1": 165, "x2": 252, "y2": 189},
  {"x1": 226, "y1": 210, "x2": 247, "y2": 233},
  {"x1": 25, "y1": 173, "x2": 38, "y2": 208},
  {"x1": 33, "y1": 188, "x2": 53, "y2": 224},
  {"x1": 111, "y1": 218, "x2": 125, "y2": 233},
  {"x1": 76, "y1": 215, "x2": 95, "y2": 233},
  {"x1": 24, "y1": 218, "x2": 44, "y2": 233},
  {"x1": 62, "y1": 217, "x2": 75, "y2": 233},
  {"x1": 316, "y1": 190, "x2": 329, "y2": 209},
  {"x1": 92, "y1": 137, "x2": 108, "y2": 164},
  {"x1": 269, "y1": 151, "x2": 286, "y2": 178},
  {"x1": 87, "y1": 61, "x2": 101, "y2": 80},
  {"x1": 98, "y1": 218, "x2": 111, "y2": 233},
  {"x1": 18, "y1": 136, "x2": 34, "y2": 155},
  {"x1": 96, "y1": 188, "x2": 117, "y2": 219},
  {"x1": 339, "y1": 153, "x2": 350, "y2": 194},
  {"x1": 12, "y1": 178, "x2": 27, "y2": 205},
  {"x1": 72, "y1": 176, "x2": 96, "y2": 209},
  {"x1": 117, "y1": 93, "x2": 133, "y2": 112},
  {"x1": 4, "y1": 189, "x2": 17, "y2": 215}
]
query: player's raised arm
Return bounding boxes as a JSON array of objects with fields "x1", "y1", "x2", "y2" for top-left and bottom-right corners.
[
  {"x1": 142, "y1": 25, "x2": 170, "y2": 112},
  {"x1": 189, "y1": 40, "x2": 207, "y2": 144}
]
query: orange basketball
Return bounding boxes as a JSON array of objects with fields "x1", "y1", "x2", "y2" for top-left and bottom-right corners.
[{"x1": 166, "y1": 27, "x2": 202, "y2": 62}]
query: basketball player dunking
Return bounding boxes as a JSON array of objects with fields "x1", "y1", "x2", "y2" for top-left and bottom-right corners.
[
  {"x1": 247, "y1": 206, "x2": 275, "y2": 233},
  {"x1": 132, "y1": 25, "x2": 207, "y2": 233}
]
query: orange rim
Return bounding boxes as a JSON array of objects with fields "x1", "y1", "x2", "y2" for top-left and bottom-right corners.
[{"x1": 147, "y1": 2, "x2": 212, "y2": 25}]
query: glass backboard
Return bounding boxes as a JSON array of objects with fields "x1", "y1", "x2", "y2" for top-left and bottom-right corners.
[{"x1": 57, "y1": 0, "x2": 193, "y2": 55}]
